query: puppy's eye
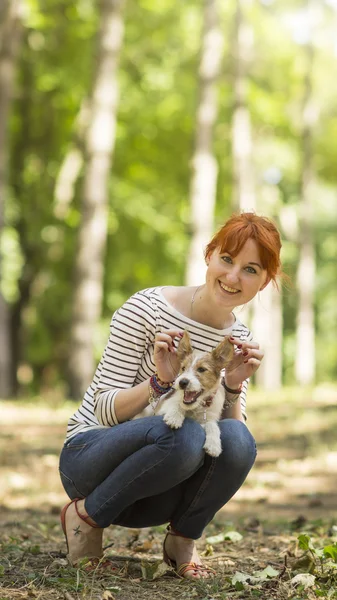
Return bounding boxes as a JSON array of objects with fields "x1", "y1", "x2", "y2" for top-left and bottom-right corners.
[
  {"x1": 197, "y1": 367, "x2": 207, "y2": 373},
  {"x1": 181, "y1": 366, "x2": 185, "y2": 372}
]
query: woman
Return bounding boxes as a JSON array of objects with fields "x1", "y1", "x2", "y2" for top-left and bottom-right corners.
[{"x1": 59, "y1": 212, "x2": 283, "y2": 579}]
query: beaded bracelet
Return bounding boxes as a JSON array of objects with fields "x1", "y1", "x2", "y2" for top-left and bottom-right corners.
[
  {"x1": 155, "y1": 373, "x2": 173, "y2": 388},
  {"x1": 150, "y1": 374, "x2": 173, "y2": 396},
  {"x1": 148, "y1": 374, "x2": 173, "y2": 413}
]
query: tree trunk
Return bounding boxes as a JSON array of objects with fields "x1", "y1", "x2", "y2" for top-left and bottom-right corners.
[
  {"x1": 185, "y1": 0, "x2": 224, "y2": 286},
  {"x1": 231, "y1": 0, "x2": 254, "y2": 213},
  {"x1": 54, "y1": 98, "x2": 91, "y2": 220},
  {"x1": 68, "y1": 0, "x2": 125, "y2": 398},
  {"x1": 295, "y1": 32, "x2": 316, "y2": 386},
  {"x1": 230, "y1": 0, "x2": 255, "y2": 329},
  {"x1": 0, "y1": 0, "x2": 23, "y2": 397},
  {"x1": 231, "y1": 0, "x2": 283, "y2": 389},
  {"x1": 252, "y1": 284, "x2": 283, "y2": 389}
]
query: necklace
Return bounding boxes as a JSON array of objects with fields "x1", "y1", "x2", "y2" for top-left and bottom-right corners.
[
  {"x1": 190, "y1": 285, "x2": 202, "y2": 320},
  {"x1": 190, "y1": 285, "x2": 234, "y2": 329}
]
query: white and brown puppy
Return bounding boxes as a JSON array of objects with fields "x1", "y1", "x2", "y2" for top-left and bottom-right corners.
[{"x1": 159, "y1": 331, "x2": 234, "y2": 457}]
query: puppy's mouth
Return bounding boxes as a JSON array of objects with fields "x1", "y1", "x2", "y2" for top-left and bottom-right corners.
[{"x1": 183, "y1": 390, "x2": 203, "y2": 405}]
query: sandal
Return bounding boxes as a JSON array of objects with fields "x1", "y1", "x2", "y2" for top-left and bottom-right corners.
[
  {"x1": 163, "y1": 525, "x2": 216, "y2": 579},
  {"x1": 60, "y1": 498, "x2": 104, "y2": 566}
]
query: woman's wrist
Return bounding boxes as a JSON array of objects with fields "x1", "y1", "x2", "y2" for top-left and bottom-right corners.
[
  {"x1": 155, "y1": 372, "x2": 174, "y2": 386},
  {"x1": 149, "y1": 374, "x2": 173, "y2": 398},
  {"x1": 148, "y1": 374, "x2": 173, "y2": 412},
  {"x1": 222, "y1": 377, "x2": 242, "y2": 395}
]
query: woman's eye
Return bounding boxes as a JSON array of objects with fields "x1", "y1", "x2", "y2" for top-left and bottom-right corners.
[
  {"x1": 221, "y1": 255, "x2": 232, "y2": 264},
  {"x1": 197, "y1": 367, "x2": 206, "y2": 373},
  {"x1": 245, "y1": 266, "x2": 257, "y2": 274}
]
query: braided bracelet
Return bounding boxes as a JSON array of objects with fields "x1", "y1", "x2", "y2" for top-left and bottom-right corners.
[{"x1": 222, "y1": 380, "x2": 242, "y2": 395}]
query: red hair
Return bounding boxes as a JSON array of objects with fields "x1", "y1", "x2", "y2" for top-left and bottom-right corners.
[{"x1": 205, "y1": 212, "x2": 283, "y2": 285}]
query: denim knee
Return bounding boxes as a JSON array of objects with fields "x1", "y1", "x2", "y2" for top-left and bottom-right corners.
[
  {"x1": 168, "y1": 417, "x2": 206, "y2": 479},
  {"x1": 218, "y1": 419, "x2": 256, "y2": 471}
]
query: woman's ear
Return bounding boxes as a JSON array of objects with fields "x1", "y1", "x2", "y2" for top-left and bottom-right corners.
[
  {"x1": 260, "y1": 276, "x2": 271, "y2": 291},
  {"x1": 205, "y1": 250, "x2": 212, "y2": 265}
]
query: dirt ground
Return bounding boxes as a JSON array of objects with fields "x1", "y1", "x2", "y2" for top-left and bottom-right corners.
[{"x1": 1, "y1": 386, "x2": 337, "y2": 599}]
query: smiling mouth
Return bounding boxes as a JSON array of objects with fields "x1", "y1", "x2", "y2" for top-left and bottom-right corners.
[
  {"x1": 183, "y1": 390, "x2": 203, "y2": 405},
  {"x1": 219, "y1": 281, "x2": 240, "y2": 294}
]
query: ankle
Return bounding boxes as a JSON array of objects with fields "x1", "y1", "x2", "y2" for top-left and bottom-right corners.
[
  {"x1": 168, "y1": 524, "x2": 190, "y2": 540},
  {"x1": 75, "y1": 500, "x2": 100, "y2": 529}
]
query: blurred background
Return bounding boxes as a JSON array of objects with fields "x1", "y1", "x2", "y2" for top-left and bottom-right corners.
[
  {"x1": 1, "y1": 0, "x2": 337, "y2": 402},
  {"x1": 1, "y1": 0, "x2": 337, "y2": 511}
]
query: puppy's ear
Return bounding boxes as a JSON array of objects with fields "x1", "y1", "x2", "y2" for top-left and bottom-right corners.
[
  {"x1": 211, "y1": 336, "x2": 234, "y2": 369},
  {"x1": 177, "y1": 330, "x2": 193, "y2": 362}
]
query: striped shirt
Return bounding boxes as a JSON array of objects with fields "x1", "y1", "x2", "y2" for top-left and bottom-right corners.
[{"x1": 65, "y1": 287, "x2": 254, "y2": 442}]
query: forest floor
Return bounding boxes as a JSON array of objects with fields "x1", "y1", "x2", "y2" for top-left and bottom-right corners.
[{"x1": 1, "y1": 386, "x2": 337, "y2": 600}]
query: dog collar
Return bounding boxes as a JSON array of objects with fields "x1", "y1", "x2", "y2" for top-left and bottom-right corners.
[{"x1": 202, "y1": 394, "x2": 215, "y2": 407}]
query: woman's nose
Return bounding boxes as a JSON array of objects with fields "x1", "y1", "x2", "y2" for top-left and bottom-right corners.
[{"x1": 226, "y1": 268, "x2": 240, "y2": 283}]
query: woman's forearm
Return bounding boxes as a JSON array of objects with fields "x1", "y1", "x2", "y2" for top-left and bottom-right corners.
[
  {"x1": 113, "y1": 379, "x2": 150, "y2": 423},
  {"x1": 221, "y1": 400, "x2": 244, "y2": 421}
]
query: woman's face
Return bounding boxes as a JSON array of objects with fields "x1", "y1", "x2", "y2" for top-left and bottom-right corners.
[{"x1": 205, "y1": 238, "x2": 270, "y2": 309}]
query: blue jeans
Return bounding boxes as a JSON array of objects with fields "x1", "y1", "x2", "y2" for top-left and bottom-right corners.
[{"x1": 59, "y1": 416, "x2": 256, "y2": 539}]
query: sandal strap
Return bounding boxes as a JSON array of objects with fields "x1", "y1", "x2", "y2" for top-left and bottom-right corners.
[
  {"x1": 74, "y1": 499, "x2": 101, "y2": 528},
  {"x1": 177, "y1": 562, "x2": 216, "y2": 578},
  {"x1": 164, "y1": 527, "x2": 216, "y2": 579}
]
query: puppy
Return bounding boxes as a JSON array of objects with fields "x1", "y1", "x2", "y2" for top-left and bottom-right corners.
[{"x1": 158, "y1": 331, "x2": 234, "y2": 457}]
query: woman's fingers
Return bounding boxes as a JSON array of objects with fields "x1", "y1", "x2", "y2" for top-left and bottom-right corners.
[
  {"x1": 155, "y1": 329, "x2": 184, "y2": 341},
  {"x1": 242, "y1": 348, "x2": 264, "y2": 362},
  {"x1": 153, "y1": 330, "x2": 184, "y2": 383},
  {"x1": 154, "y1": 341, "x2": 177, "y2": 355},
  {"x1": 229, "y1": 337, "x2": 263, "y2": 359},
  {"x1": 154, "y1": 330, "x2": 184, "y2": 353},
  {"x1": 229, "y1": 337, "x2": 259, "y2": 350}
]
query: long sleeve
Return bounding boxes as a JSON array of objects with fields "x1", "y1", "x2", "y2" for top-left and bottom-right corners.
[{"x1": 93, "y1": 292, "x2": 156, "y2": 426}]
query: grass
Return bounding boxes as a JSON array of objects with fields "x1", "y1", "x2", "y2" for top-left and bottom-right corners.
[{"x1": 1, "y1": 386, "x2": 337, "y2": 599}]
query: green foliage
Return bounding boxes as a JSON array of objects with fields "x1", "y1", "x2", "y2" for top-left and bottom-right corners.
[
  {"x1": 295, "y1": 533, "x2": 337, "y2": 586},
  {"x1": 2, "y1": 0, "x2": 337, "y2": 393}
]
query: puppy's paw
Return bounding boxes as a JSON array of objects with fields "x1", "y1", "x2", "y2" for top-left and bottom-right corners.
[
  {"x1": 203, "y1": 436, "x2": 222, "y2": 457},
  {"x1": 163, "y1": 412, "x2": 185, "y2": 429}
]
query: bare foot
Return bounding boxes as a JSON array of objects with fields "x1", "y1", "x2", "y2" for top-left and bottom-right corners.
[
  {"x1": 164, "y1": 532, "x2": 214, "y2": 579},
  {"x1": 63, "y1": 499, "x2": 103, "y2": 565}
]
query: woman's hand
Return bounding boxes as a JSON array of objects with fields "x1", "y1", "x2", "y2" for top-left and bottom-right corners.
[
  {"x1": 153, "y1": 329, "x2": 184, "y2": 383},
  {"x1": 224, "y1": 337, "x2": 264, "y2": 389}
]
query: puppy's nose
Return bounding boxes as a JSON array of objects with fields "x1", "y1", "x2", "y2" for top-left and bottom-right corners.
[{"x1": 179, "y1": 378, "x2": 189, "y2": 389}]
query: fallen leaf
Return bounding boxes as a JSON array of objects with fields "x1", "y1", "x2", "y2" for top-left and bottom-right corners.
[
  {"x1": 252, "y1": 565, "x2": 279, "y2": 580},
  {"x1": 206, "y1": 532, "x2": 226, "y2": 544},
  {"x1": 232, "y1": 565, "x2": 279, "y2": 587},
  {"x1": 203, "y1": 543, "x2": 214, "y2": 556},
  {"x1": 140, "y1": 560, "x2": 171, "y2": 580},
  {"x1": 224, "y1": 531, "x2": 243, "y2": 543},
  {"x1": 101, "y1": 592, "x2": 115, "y2": 600},
  {"x1": 232, "y1": 571, "x2": 250, "y2": 585},
  {"x1": 206, "y1": 530, "x2": 243, "y2": 545},
  {"x1": 291, "y1": 573, "x2": 316, "y2": 589},
  {"x1": 51, "y1": 558, "x2": 68, "y2": 567}
]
